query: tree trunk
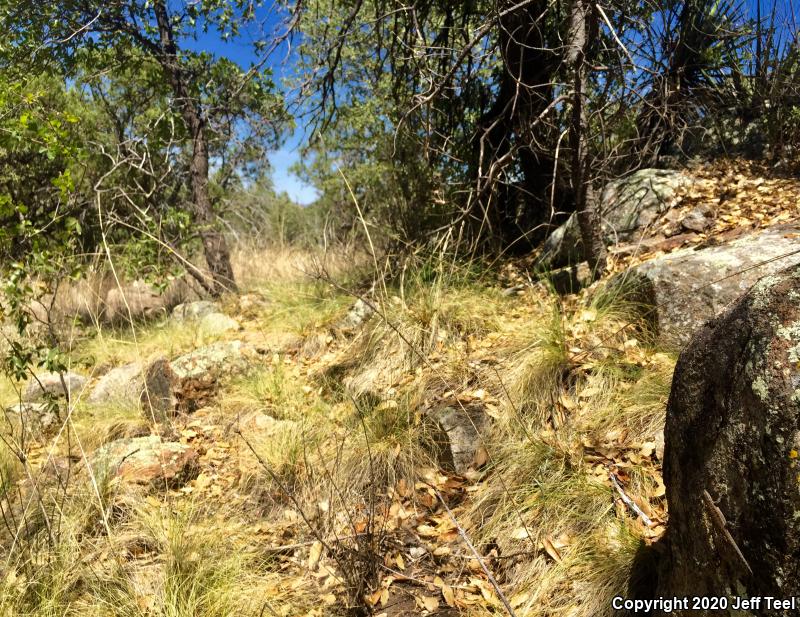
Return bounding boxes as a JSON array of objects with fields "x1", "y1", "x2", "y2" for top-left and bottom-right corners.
[
  {"x1": 153, "y1": 1, "x2": 237, "y2": 296},
  {"x1": 566, "y1": 0, "x2": 606, "y2": 277},
  {"x1": 468, "y1": 0, "x2": 565, "y2": 252}
]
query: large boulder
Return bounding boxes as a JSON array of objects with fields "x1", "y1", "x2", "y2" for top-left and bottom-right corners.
[
  {"x1": 542, "y1": 169, "x2": 691, "y2": 267},
  {"x1": 616, "y1": 226, "x2": 800, "y2": 349},
  {"x1": 24, "y1": 371, "x2": 88, "y2": 402},
  {"x1": 91, "y1": 435, "x2": 198, "y2": 489},
  {"x1": 653, "y1": 262, "x2": 800, "y2": 615}
]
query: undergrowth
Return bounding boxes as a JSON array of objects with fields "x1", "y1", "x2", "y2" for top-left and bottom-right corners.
[{"x1": 0, "y1": 246, "x2": 676, "y2": 617}]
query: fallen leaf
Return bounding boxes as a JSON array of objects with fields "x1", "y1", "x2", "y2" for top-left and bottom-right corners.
[
  {"x1": 542, "y1": 536, "x2": 562, "y2": 563},
  {"x1": 308, "y1": 541, "x2": 323, "y2": 570},
  {"x1": 420, "y1": 595, "x2": 439, "y2": 611}
]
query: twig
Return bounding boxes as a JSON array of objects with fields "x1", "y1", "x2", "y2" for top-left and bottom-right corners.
[
  {"x1": 609, "y1": 472, "x2": 653, "y2": 527},
  {"x1": 430, "y1": 485, "x2": 518, "y2": 617}
]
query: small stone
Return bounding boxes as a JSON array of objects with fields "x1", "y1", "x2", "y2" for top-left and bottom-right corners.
[
  {"x1": 338, "y1": 299, "x2": 374, "y2": 331},
  {"x1": 680, "y1": 207, "x2": 713, "y2": 232}
]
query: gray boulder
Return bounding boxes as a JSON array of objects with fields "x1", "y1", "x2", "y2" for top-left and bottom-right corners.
[
  {"x1": 104, "y1": 280, "x2": 177, "y2": 324},
  {"x1": 171, "y1": 300, "x2": 218, "y2": 322},
  {"x1": 542, "y1": 169, "x2": 692, "y2": 267},
  {"x1": 171, "y1": 301, "x2": 239, "y2": 335},
  {"x1": 616, "y1": 225, "x2": 800, "y2": 349},
  {"x1": 88, "y1": 356, "x2": 176, "y2": 419},
  {"x1": 24, "y1": 371, "x2": 88, "y2": 402},
  {"x1": 653, "y1": 262, "x2": 800, "y2": 614},
  {"x1": 198, "y1": 312, "x2": 240, "y2": 335},
  {"x1": 170, "y1": 340, "x2": 254, "y2": 382}
]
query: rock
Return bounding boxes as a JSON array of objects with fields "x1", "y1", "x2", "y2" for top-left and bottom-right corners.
[
  {"x1": 680, "y1": 206, "x2": 713, "y2": 232},
  {"x1": 542, "y1": 169, "x2": 692, "y2": 267},
  {"x1": 501, "y1": 285, "x2": 525, "y2": 296},
  {"x1": 88, "y1": 362, "x2": 144, "y2": 404},
  {"x1": 198, "y1": 312, "x2": 240, "y2": 335},
  {"x1": 171, "y1": 301, "x2": 239, "y2": 334},
  {"x1": 237, "y1": 293, "x2": 269, "y2": 317},
  {"x1": 615, "y1": 225, "x2": 800, "y2": 349},
  {"x1": 548, "y1": 262, "x2": 593, "y2": 295},
  {"x1": 104, "y1": 280, "x2": 174, "y2": 323},
  {"x1": 170, "y1": 340, "x2": 254, "y2": 382},
  {"x1": 140, "y1": 358, "x2": 178, "y2": 420},
  {"x1": 24, "y1": 371, "x2": 88, "y2": 402},
  {"x1": 92, "y1": 435, "x2": 198, "y2": 488},
  {"x1": 88, "y1": 357, "x2": 176, "y2": 420},
  {"x1": 653, "y1": 262, "x2": 800, "y2": 613},
  {"x1": 428, "y1": 404, "x2": 490, "y2": 474},
  {"x1": 338, "y1": 298, "x2": 374, "y2": 331},
  {"x1": 238, "y1": 411, "x2": 297, "y2": 436},
  {"x1": 171, "y1": 300, "x2": 218, "y2": 322},
  {"x1": 5, "y1": 402, "x2": 58, "y2": 431}
]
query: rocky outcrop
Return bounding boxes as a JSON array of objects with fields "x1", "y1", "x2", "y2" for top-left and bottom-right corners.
[
  {"x1": 542, "y1": 169, "x2": 691, "y2": 267},
  {"x1": 24, "y1": 371, "x2": 87, "y2": 402},
  {"x1": 653, "y1": 263, "x2": 800, "y2": 616},
  {"x1": 428, "y1": 403, "x2": 489, "y2": 474},
  {"x1": 615, "y1": 226, "x2": 800, "y2": 349},
  {"x1": 91, "y1": 435, "x2": 198, "y2": 489}
]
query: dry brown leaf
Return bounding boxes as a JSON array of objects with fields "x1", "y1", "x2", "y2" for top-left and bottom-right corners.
[{"x1": 542, "y1": 536, "x2": 563, "y2": 563}]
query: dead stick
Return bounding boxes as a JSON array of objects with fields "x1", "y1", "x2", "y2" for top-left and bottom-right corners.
[{"x1": 430, "y1": 485, "x2": 518, "y2": 617}]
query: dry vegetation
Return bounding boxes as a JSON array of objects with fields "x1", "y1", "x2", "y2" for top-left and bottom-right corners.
[{"x1": 0, "y1": 243, "x2": 681, "y2": 617}]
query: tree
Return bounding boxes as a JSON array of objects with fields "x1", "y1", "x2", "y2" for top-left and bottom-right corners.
[
  {"x1": 566, "y1": 0, "x2": 606, "y2": 275},
  {"x1": 3, "y1": 0, "x2": 288, "y2": 296}
]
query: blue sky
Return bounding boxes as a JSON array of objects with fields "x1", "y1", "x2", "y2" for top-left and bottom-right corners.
[{"x1": 189, "y1": 7, "x2": 319, "y2": 205}]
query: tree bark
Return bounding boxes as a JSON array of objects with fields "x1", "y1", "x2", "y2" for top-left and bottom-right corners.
[
  {"x1": 566, "y1": 0, "x2": 606, "y2": 277},
  {"x1": 153, "y1": 1, "x2": 237, "y2": 296}
]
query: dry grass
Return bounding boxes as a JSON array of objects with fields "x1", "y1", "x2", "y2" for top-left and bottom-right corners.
[
  {"x1": 231, "y1": 244, "x2": 367, "y2": 291},
  {"x1": 0, "y1": 245, "x2": 679, "y2": 617}
]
